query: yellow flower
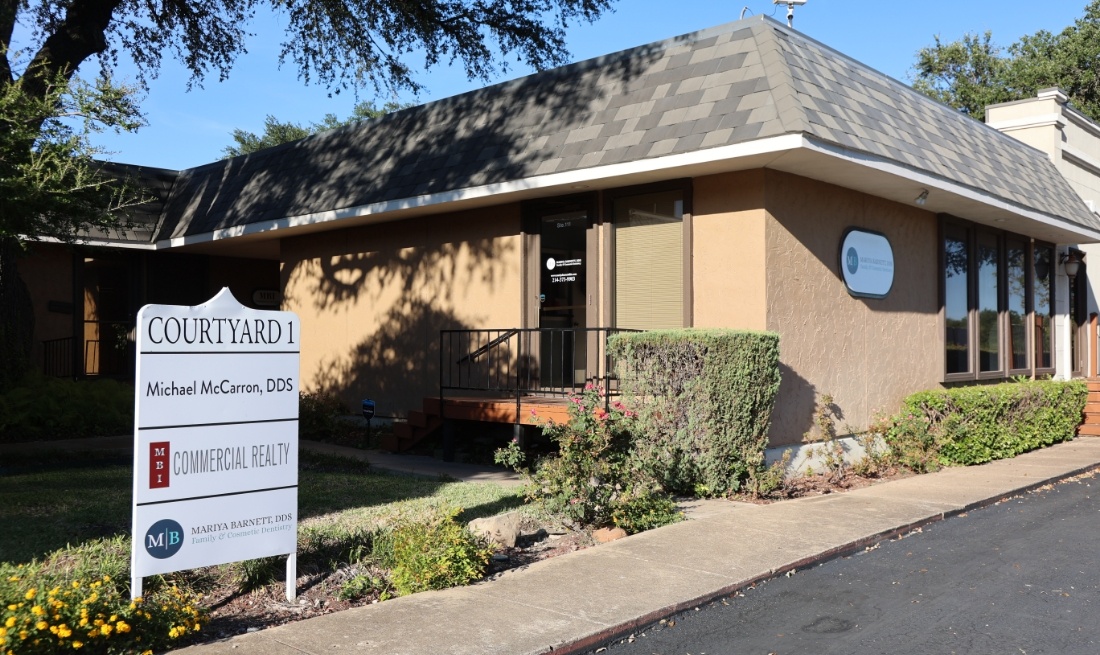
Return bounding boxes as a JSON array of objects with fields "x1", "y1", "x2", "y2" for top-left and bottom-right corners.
[
  {"x1": 168, "y1": 626, "x2": 182, "y2": 639},
  {"x1": 30, "y1": 606, "x2": 45, "y2": 617},
  {"x1": 5, "y1": 605, "x2": 15, "y2": 611},
  {"x1": 100, "y1": 624, "x2": 112, "y2": 636},
  {"x1": 78, "y1": 618, "x2": 88, "y2": 627},
  {"x1": 57, "y1": 625, "x2": 72, "y2": 638},
  {"x1": 4, "y1": 618, "x2": 14, "y2": 628},
  {"x1": 72, "y1": 641, "x2": 83, "y2": 649},
  {"x1": 23, "y1": 589, "x2": 36, "y2": 601},
  {"x1": 115, "y1": 621, "x2": 130, "y2": 634},
  {"x1": 35, "y1": 621, "x2": 47, "y2": 631}
]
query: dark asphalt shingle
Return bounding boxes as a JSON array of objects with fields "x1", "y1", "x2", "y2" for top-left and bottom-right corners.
[{"x1": 156, "y1": 16, "x2": 1099, "y2": 241}]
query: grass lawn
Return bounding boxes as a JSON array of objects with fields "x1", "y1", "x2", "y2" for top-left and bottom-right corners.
[{"x1": 0, "y1": 448, "x2": 524, "y2": 573}]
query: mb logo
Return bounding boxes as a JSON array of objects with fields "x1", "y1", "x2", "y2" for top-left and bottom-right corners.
[
  {"x1": 145, "y1": 519, "x2": 184, "y2": 559},
  {"x1": 845, "y1": 247, "x2": 859, "y2": 275}
]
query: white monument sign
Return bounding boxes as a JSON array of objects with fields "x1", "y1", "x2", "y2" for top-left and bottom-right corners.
[{"x1": 130, "y1": 288, "x2": 300, "y2": 600}]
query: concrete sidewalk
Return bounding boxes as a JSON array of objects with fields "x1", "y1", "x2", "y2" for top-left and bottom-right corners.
[
  {"x1": 300, "y1": 441, "x2": 525, "y2": 487},
  {"x1": 174, "y1": 437, "x2": 1100, "y2": 655}
]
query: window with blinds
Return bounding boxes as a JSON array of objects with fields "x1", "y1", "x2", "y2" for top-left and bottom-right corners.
[{"x1": 613, "y1": 190, "x2": 684, "y2": 330}]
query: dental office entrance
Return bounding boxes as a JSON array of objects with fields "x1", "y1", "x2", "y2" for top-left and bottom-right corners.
[
  {"x1": 417, "y1": 182, "x2": 690, "y2": 453},
  {"x1": 526, "y1": 181, "x2": 689, "y2": 387}
]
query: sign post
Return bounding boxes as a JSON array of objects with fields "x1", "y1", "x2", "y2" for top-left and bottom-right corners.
[{"x1": 130, "y1": 288, "x2": 300, "y2": 601}]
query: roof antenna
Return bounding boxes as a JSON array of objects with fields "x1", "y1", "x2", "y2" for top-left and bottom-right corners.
[{"x1": 773, "y1": 0, "x2": 807, "y2": 28}]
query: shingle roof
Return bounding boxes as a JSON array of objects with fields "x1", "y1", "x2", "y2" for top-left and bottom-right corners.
[
  {"x1": 157, "y1": 16, "x2": 1100, "y2": 241},
  {"x1": 84, "y1": 162, "x2": 178, "y2": 244}
]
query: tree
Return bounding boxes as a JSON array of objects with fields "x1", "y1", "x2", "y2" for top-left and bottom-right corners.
[
  {"x1": 222, "y1": 100, "x2": 414, "y2": 158},
  {"x1": 0, "y1": 61, "x2": 146, "y2": 388},
  {"x1": 1, "y1": 0, "x2": 618, "y2": 387},
  {"x1": 911, "y1": 1, "x2": 1100, "y2": 121}
]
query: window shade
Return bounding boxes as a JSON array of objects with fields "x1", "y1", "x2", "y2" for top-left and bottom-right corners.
[{"x1": 614, "y1": 191, "x2": 683, "y2": 330}]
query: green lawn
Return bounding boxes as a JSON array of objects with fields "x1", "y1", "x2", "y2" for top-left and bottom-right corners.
[{"x1": 0, "y1": 449, "x2": 524, "y2": 566}]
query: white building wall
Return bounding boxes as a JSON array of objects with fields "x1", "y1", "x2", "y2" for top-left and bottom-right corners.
[{"x1": 987, "y1": 89, "x2": 1100, "y2": 379}]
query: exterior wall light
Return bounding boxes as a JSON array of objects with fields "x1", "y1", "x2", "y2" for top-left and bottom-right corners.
[
  {"x1": 1061, "y1": 250, "x2": 1083, "y2": 279},
  {"x1": 914, "y1": 190, "x2": 929, "y2": 206}
]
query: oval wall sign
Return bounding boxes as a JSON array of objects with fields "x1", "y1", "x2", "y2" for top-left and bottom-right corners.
[{"x1": 840, "y1": 229, "x2": 894, "y2": 298}]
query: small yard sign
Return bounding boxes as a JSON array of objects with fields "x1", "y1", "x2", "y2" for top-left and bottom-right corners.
[{"x1": 130, "y1": 288, "x2": 300, "y2": 600}]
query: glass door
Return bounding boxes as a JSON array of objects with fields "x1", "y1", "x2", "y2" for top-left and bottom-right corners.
[{"x1": 539, "y1": 211, "x2": 587, "y2": 388}]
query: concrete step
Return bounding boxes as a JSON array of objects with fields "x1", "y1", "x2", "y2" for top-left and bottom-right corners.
[
  {"x1": 407, "y1": 410, "x2": 430, "y2": 428},
  {"x1": 1076, "y1": 423, "x2": 1100, "y2": 437}
]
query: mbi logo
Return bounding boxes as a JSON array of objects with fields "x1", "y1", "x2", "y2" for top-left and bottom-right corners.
[
  {"x1": 145, "y1": 519, "x2": 184, "y2": 559},
  {"x1": 845, "y1": 247, "x2": 859, "y2": 275}
]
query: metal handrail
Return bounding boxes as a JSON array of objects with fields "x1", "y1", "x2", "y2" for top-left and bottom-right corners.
[
  {"x1": 439, "y1": 326, "x2": 640, "y2": 420},
  {"x1": 42, "y1": 337, "x2": 74, "y2": 378},
  {"x1": 455, "y1": 328, "x2": 520, "y2": 365}
]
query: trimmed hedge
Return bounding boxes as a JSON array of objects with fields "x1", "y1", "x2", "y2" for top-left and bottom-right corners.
[
  {"x1": 888, "y1": 379, "x2": 1086, "y2": 468},
  {"x1": 607, "y1": 329, "x2": 781, "y2": 495}
]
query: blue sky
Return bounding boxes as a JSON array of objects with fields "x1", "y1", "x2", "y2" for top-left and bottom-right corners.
[{"x1": 18, "y1": 0, "x2": 1088, "y2": 170}]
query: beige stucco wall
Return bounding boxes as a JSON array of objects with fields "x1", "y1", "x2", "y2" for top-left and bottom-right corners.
[
  {"x1": 1058, "y1": 115, "x2": 1100, "y2": 210},
  {"x1": 281, "y1": 205, "x2": 523, "y2": 416},
  {"x1": 762, "y1": 171, "x2": 941, "y2": 445},
  {"x1": 985, "y1": 96, "x2": 1065, "y2": 156},
  {"x1": 692, "y1": 170, "x2": 767, "y2": 330},
  {"x1": 988, "y1": 95, "x2": 1100, "y2": 210}
]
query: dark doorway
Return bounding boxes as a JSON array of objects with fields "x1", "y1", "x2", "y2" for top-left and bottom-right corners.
[{"x1": 539, "y1": 210, "x2": 587, "y2": 387}]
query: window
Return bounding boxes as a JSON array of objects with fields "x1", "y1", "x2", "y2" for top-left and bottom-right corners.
[
  {"x1": 1033, "y1": 245, "x2": 1054, "y2": 370},
  {"x1": 942, "y1": 219, "x2": 1054, "y2": 380},
  {"x1": 944, "y1": 226, "x2": 969, "y2": 375},
  {"x1": 611, "y1": 187, "x2": 687, "y2": 330},
  {"x1": 1005, "y1": 239, "x2": 1027, "y2": 371}
]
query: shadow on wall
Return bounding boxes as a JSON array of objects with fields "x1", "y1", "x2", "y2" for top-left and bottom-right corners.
[
  {"x1": 306, "y1": 226, "x2": 516, "y2": 313},
  {"x1": 281, "y1": 212, "x2": 520, "y2": 416},
  {"x1": 308, "y1": 299, "x2": 522, "y2": 419},
  {"x1": 770, "y1": 362, "x2": 818, "y2": 446}
]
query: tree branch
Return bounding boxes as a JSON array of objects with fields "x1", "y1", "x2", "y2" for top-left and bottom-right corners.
[
  {"x1": 0, "y1": 0, "x2": 18, "y2": 85},
  {"x1": 19, "y1": 0, "x2": 124, "y2": 101}
]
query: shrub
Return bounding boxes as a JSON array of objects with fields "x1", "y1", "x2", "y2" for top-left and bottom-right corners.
[
  {"x1": 511, "y1": 385, "x2": 681, "y2": 533},
  {"x1": 0, "y1": 568, "x2": 205, "y2": 654},
  {"x1": 371, "y1": 508, "x2": 493, "y2": 596},
  {"x1": 298, "y1": 391, "x2": 349, "y2": 441},
  {"x1": 607, "y1": 329, "x2": 781, "y2": 495},
  {"x1": 0, "y1": 374, "x2": 133, "y2": 443},
  {"x1": 887, "y1": 379, "x2": 1086, "y2": 468}
]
